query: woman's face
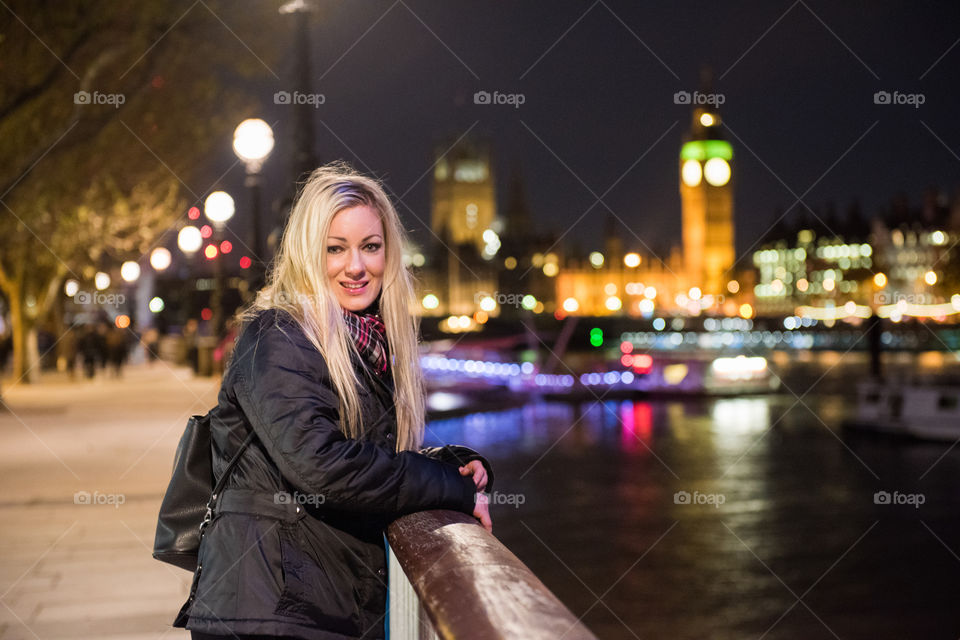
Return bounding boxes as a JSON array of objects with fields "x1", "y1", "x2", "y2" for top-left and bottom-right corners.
[{"x1": 326, "y1": 204, "x2": 385, "y2": 312}]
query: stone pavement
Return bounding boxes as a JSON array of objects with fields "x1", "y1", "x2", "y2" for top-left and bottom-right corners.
[{"x1": 0, "y1": 362, "x2": 222, "y2": 639}]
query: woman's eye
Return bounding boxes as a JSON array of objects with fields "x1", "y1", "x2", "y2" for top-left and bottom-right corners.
[
  {"x1": 364, "y1": 242, "x2": 383, "y2": 252},
  {"x1": 327, "y1": 245, "x2": 343, "y2": 254}
]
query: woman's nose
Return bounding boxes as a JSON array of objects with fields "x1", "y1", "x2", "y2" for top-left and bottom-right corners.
[{"x1": 345, "y1": 249, "x2": 365, "y2": 278}]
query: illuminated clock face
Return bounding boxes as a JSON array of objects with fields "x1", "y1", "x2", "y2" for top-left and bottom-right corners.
[
  {"x1": 703, "y1": 157, "x2": 731, "y2": 187},
  {"x1": 681, "y1": 159, "x2": 702, "y2": 187}
]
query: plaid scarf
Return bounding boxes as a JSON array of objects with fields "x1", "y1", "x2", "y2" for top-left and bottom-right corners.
[{"x1": 342, "y1": 309, "x2": 389, "y2": 376}]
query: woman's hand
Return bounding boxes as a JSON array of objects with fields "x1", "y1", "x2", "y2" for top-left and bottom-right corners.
[
  {"x1": 459, "y1": 460, "x2": 488, "y2": 492},
  {"x1": 473, "y1": 491, "x2": 493, "y2": 533}
]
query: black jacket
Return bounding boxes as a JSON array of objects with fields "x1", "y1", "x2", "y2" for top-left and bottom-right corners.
[{"x1": 178, "y1": 309, "x2": 491, "y2": 639}]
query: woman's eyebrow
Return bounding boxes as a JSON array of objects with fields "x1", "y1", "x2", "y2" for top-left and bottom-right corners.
[{"x1": 327, "y1": 234, "x2": 382, "y2": 242}]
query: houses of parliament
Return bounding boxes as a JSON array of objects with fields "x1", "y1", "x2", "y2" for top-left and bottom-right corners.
[{"x1": 417, "y1": 100, "x2": 746, "y2": 325}]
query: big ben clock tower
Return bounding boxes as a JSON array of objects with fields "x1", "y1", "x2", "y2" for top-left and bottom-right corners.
[{"x1": 679, "y1": 106, "x2": 734, "y2": 297}]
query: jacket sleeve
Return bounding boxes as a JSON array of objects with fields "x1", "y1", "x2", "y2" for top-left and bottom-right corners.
[
  {"x1": 420, "y1": 445, "x2": 495, "y2": 493},
  {"x1": 231, "y1": 313, "x2": 477, "y2": 516}
]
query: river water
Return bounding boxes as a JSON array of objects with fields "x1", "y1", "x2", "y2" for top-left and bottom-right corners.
[{"x1": 425, "y1": 351, "x2": 960, "y2": 639}]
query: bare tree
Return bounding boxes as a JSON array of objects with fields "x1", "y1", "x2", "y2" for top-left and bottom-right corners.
[{"x1": 0, "y1": 1, "x2": 281, "y2": 381}]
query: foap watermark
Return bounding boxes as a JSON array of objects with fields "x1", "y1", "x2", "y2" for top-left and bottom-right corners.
[
  {"x1": 258, "y1": 290, "x2": 321, "y2": 307},
  {"x1": 873, "y1": 90, "x2": 924, "y2": 108},
  {"x1": 74, "y1": 490, "x2": 125, "y2": 508},
  {"x1": 474, "y1": 90, "x2": 525, "y2": 109},
  {"x1": 73, "y1": 291, "x2": 125, "y2": 307},
  {"x1": 274, "y1": 90, "x2": 325, "y2": 108},
  {"x1": 874, "y1": 490, "x2": 925, "y2": 509},
  {"x1": 274, "y1": 491, "x2": 326, "y2": 506},
  {"x1": 476, "y1": 491, "x2": 525, "y2": 509},
  {"x1": 873, "y1": 291, "x2": 933, "y2": 306},
  {"x1": 674, "y1": 490, "x2": 725, "y2": 509},
  {"x1": 674, "y1": 90, "x2": 725, "y2": 107},
  {"x1": 474, "y1": 291, "x2": 532, "y2": 309},
  {"x1": 73, "y1": 90, "x2": 125, "y2": 109}
]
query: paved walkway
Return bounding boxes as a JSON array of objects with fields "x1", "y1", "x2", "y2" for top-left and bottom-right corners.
[{"x1": 0, "y1": 363, "x2": 222, "y2": 639}]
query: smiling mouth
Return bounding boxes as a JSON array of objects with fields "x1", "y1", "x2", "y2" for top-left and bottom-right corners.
[{"x1": 340, "y1": 281, "x2": 368, "y2": 292}]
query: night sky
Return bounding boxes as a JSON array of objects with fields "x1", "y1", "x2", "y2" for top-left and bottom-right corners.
[{"x1": 218, "y1": 1, "x2": 960, "y2": 259}]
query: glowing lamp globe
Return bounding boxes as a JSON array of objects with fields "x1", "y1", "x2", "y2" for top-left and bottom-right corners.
[
  {"x1": 178, "y1": 226, "x2": 203, "y2": 254},
  {"x1": 233, "y1": 119, "x2": 275, "y2": 164},
  {"x1": 204, "y1": 191, "x2": 235, "y2": 226}
]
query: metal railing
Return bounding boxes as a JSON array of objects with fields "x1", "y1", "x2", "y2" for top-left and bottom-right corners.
[{"x1": 386, "y1": 509, "x2": 597, "y2": 640}]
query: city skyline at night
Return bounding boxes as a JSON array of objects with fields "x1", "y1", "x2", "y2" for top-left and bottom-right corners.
[{"x1": 204, "y1": 1, "x2": 960, "y2": 263}]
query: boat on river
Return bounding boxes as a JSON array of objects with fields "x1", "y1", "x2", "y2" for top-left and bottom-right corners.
[{"x1": 844, "y1": 379, "x2": 960, "y2": 441}]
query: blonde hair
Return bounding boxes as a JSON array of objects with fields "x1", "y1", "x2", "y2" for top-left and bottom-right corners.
[{"x1": 242, "y1": 161, "x2": 425, "y2": 452}]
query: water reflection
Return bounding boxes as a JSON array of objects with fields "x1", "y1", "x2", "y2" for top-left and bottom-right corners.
[{"x1": 428, "y1": 387, "x2": 960, "y2": 639}]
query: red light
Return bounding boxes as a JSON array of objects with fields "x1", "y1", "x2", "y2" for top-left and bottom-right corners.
[
  {"x1": 200, "y1": 308, "x2": 212, "y2": 321},
  {"x1": 204, "y1": 245, "x2": 218, "y2": 259},
  {"x1": 632, "y1": 353, "x2": 653, "y2": 374},
  {"x1": 151, "y1": 75, "x2": 165, "y2": 89},
  {"x1": 220, "y1": 240, "x2": 233, "y2": 254},
  {"x1": 188, "y1": 206, "x2": 200, "y2": 220},
  {"x1": 239, "y1": 256, "x2": 252, "y2": 269},
  {"x1": 620, "y1": 341, "x2": 633, "y2": 354},
  {"x1": 200, "y1": 225, "x2": 213, "y2": 238},
  {"x1": 620, "y1": 354, "x2": 633, "y2": 367}
]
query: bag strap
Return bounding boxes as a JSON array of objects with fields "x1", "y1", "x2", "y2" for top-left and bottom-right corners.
[
  {"x1": 177, "y1": 426, "x2": 258, "y2": 626},
  {"x1": 202, "y1": 428, "x2": 257, "y2": 525}
]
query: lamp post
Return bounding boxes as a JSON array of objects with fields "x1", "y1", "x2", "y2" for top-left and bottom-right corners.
[
  {"x1": 203, "y1": 192, "x2": 235, "y2": 338},
  {"x1": 177, "y1": 224, "x2": 202, "y2": 322},
  {"x1": 233, "y1": 118, "x2": 274, "y2": 290}
]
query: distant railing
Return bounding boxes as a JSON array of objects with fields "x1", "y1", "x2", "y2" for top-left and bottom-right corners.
[{"x1": 386, "y1": 509, "x2": 597, "y2": 640}]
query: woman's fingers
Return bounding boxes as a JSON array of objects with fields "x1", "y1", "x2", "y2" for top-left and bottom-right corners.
[
  {"x1": 473, "y1": 492, "x2": 493, "y2": 533},
  {"x1": 459, "y1": 461, "x2": 488, "y2": 491}
]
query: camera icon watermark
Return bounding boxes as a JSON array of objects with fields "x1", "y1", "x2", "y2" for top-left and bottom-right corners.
[
  {"x1": 873, "y1": 90, "x2": 924, "y2": 108},
  {"x1": 73, "y1": 291, "x2": 125, "y2": 307},
  {"x1": 274, "y1": 90, "x2": 326, "y2": 108},
  {"x1": 473, "y1": 90, "x2": 525, "y2": 109},
  {"x1": 73, "y1": 90, "x2": 126, "y2": 109},
  {"x1": 873, "y1": 490, "x2": 924, "y2": 509},
  {"x1": 74, "y1": 490, "x2": 125, "y2": 508},
  {"x1": 674, "y1": 490, "x2": 725, "y2": 508},
  {"x1": 673, "y1": 90, "x2": 725, "y2": 107},
  {"x1": 274, "y1": 491, "x2": 325, "y2": 506}
]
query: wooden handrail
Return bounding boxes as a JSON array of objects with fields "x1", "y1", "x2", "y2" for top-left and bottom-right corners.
[{"x1": 386, "y1": 509, "x2": 597, "y2": 640}]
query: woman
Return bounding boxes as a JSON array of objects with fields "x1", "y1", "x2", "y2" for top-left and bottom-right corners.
[{"x1": 177, "y1": 162, "x2": 493, "y2": 639}]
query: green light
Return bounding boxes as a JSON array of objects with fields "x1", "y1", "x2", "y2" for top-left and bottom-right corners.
[
  {"x1": 521, "y1": 295, "x2": 537, "y2": 310},
  {"x1": 680, "y1": 140, "x2": 733, "y2": 162},
  {"x1": 589, "y1": 327, "x2": 603, "y2": 348}
]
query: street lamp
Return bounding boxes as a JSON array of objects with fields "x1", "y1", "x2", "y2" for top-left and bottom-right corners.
[
  {"x1": 204, "y1": 191, "x2": 235, "y2": 227},
  {"x1": 150, "y1": 247, "x2": 172, "y2": 271},
  {"x1": 204, "y1": 192, "x2": 235, "y2": 338},
  {"x1": 177, "y1": 226, "x2": 203, "y2": 255},
  {"x1": 120, "y1": 261, "x2": 141, "y2": 283},
  {"x1": 233, "y1": 119, "x2": 274, "y2": 289}
]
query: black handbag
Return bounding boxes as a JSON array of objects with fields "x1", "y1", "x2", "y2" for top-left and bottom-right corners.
[{"x1": 153, "y1": 412, "x2": 255, "y2": 571}]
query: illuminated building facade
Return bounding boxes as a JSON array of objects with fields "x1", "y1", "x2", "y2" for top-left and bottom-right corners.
[
  {"x1": 431, "y1": 138, "x2": 497, "y2": 255},
  {"x1": 752, "y1": 229, "x2": 874, "y2": 315},
  {"x1": 752, "y1": 192, "x2": 960, "y2": 322},
  {"x1": 419, "y1": 98, "x2": 752, "y2": 324},
  {"x1": 679, "y1": 108, "x2": 735, "y2": 297},
  {"x1": 550, "y1": 100, "x2": 744, "y2": 319}
]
